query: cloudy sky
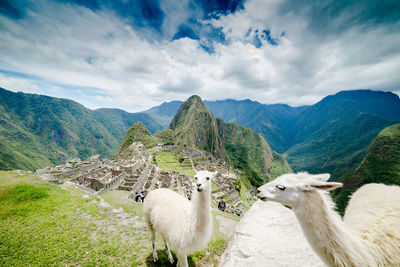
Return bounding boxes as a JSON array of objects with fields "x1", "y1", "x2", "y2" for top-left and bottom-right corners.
[{"x1": 0, "y1": 0, "x2": 399, "y2": 112}]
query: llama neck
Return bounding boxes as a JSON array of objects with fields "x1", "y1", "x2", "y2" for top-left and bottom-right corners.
[
  {"x1": 293, "y1": 191, "x2": 375, "y2": 267},
  {"x1": 191, "y1": 189, "x2": 211, "y2": 230}
]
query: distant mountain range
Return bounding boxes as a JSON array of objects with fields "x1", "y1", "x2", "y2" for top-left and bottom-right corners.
[
  {"x1": 142, "y1": 90, "x2": 400, "y2": 180},
  {"x1": 1, "y1": 87, "x2": 400, "y2": 183}
]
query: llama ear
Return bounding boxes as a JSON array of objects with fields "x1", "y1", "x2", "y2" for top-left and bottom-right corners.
[
  {"x1": 310, "y1": 181, "x2": 343, "y2": 191},
  {"x1": 298, "y1": 180, "x2": 342, "y2": 191},
  {"x1": 312, "y1": 173, "x2": 331, "y2": 182}
]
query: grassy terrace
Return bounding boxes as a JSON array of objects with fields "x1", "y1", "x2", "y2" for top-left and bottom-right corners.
[
  {"x1": 153, "y1": 150, "x2": 195, "y2": 176},
  {"x1": 0, "y1": 171, "x2": 231, "y2": 266}
]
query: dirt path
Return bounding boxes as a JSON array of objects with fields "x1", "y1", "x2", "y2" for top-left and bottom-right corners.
[{"x1": 216, "y1": 215, "x2": 238, "y2": 240}]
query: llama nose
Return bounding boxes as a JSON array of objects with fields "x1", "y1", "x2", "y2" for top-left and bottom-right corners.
[
  {"x1": 197, "y1": 183, "x2": 201, "y2": 187},
  {"x1": 257, "y1": 189, "x2": 261, "y2": 194}
]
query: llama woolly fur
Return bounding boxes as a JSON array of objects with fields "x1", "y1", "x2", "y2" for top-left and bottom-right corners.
[
  {"x1": 143, "y1": 170, "x2": 215, "y2": 267},
  {"x1": 257, "y1": 172, "x2": 400, "y2": 267}
]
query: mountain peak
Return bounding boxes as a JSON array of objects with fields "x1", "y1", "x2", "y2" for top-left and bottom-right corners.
[
  {"x1": 117, "y1": 121, "x2": 156, "y2": 158},
  {"x1": 187, "y1": 95, "x2": 202, "y2": 103},
  {"x1": 169, "y1": 95, "x2": 208, "y2": 130},
  {"x1": 168, "y1": 95, "x2": 227, "y2": 160},
  {"x1": 181, "y1": 95, "x2": 206, "y2": 111}
]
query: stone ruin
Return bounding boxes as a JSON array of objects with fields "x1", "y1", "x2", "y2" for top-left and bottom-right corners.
[
  {"x1": 36, "y1": 154, "x2": 103, "y2": 183},
  {"x1": 36, "y1": 143, "x2": 254, "y2": 215}
]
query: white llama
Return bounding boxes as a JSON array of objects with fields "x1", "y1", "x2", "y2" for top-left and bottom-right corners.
[
  {"x1": 257, "y1": 172, "x2": 400, "y2": 267},
  {"x1": 143, "y1": 170, "x2": 216, "y2": 267}
]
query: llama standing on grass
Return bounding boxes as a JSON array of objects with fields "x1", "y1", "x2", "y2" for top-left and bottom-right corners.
[
  {"x1": 143, "y1": 170, "x2": 216, "y2": 267},
  {"x1": 257, "y1": 172, "x2": 400, "y2": 267}
]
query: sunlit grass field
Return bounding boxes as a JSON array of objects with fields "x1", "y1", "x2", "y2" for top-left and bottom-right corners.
[{"x1": 0, "y1": 171, "x2": 232, "y2": 266}]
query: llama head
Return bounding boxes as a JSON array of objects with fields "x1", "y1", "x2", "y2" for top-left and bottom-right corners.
[
  {"x1": 257, "y1": 172, "x2": 342, "y2": 208},
  {"x1": 194, "y1": 170, "x2": 217, "y2": 192}
]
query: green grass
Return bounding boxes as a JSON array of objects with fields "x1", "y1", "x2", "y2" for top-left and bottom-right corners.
[
  {"x1": 154, "y1": 151, "x2": 195, "y2": 176},
  {"x1": 103, "y1": 188, "x2": 232, "y2": 267},
  {"x1": 0, "y1": 171, "x2": 150, "y2": 266},
  {"x1": 0, "y1": 171, "x2": 234, "y2": 266},
  {"x1": 101, "y1": 190, "x2": 144, "y2": 217},
  {"x1": 103, "y1": 186, "x2": 233, "y2": 266}
]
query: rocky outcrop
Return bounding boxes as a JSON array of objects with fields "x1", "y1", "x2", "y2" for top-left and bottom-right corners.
[{"x1": 219, "y1": 200, "x2": 324, "y2": 267}]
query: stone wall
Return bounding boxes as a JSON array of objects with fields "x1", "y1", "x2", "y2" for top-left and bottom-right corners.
[
  {"x1": 129, "y1": 164, "x2": 151, "y2": 199},
  {"x1": 53, "y1": 162, "x2": 99, "y2": 180},
  {"x1": 98, "y1": 171, "x2": 126, "y2": 194}
]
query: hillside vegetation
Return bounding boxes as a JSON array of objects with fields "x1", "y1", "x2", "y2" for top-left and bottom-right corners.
[
  {"x1": 170, "y1": 95, "x2": 227, "y2": 161},
  {"x1": 217, "y1": 120, "x2": 291, "y2": 186},
  {"x1": 117, "y1": 122, "x2": 157, "y2": 155},
  {"x1": 169, "y1": 96, "x2": 291, "y2": 186},
  {"x1": 285, "y1": 90, "x2": 400, "y2": 180},
  {"x1": 333, "y1": 124, "x2": 400, "y2": 214},
  {"x1": 204, "y1": 90, "x2": 400, "y2": 180},
  {"x1": 205, "y1": 100, "x2": 301, "y2": 153},
  {"x1": 0, "y1": 87, "x2": 163, "y2": 170}
]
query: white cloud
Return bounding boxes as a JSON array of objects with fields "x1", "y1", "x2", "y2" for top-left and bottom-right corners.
[
  {"x1": 0, "y1": 73, "x2": 41, "y2": 94},
  {"x1": 0, "y1": 0, "x2": 399, "y2": 112}
]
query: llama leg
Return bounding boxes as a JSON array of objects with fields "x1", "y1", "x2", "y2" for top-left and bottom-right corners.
[
  {"x1": 149, "y1": 227, "x2": 158, "y2": 262},
  {"x1": 162, "y1": 235, "x2": 174, "y2": 264},
  {"x1": 177, "y1": 253, "x2": 188, "y2": 267}
]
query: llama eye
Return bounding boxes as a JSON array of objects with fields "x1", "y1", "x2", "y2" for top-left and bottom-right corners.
[
  {"x1": 276, "y1": 185, "x2": 286, "y2": 191},
  {"x1": 195, "y1": 177, "x2": 198, "y2": 180},
  {"x1": 206, "y1": 177, "x2": 210, "y2": 180}
]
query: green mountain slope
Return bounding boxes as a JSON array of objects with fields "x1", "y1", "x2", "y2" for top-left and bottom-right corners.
[
  {"x1": 217, "y1": 119, "x2": 291, "y2": 186},
  {"x1": 169, "y1": 95, "x2": 227, "y2": 161},
  {"x1": 0, "y1": 88, "x2": 119, "y2": 170},
  {"x1": 285, "y1": 113, "x2": 396, "y2": 180},
  {"x1": 333, "y1": 124, "x2": 400, "y2": 214},
  {"x1": 0, "y1": 104, "x2": 57, "y2": 170},
  {"x1": 116, "y1": 122, "x2": 157, "y2": 159},
  {"x1": 169, "y1": 95, "x2": 291, "y2": 186},
  {"x1": 205, "y1": 100, "x2": 302, "y2": 153},
  {"x1": 286, "y1": 90, "x2": 400, "y2": 180},
  {"x1": 0, "y1": 87, "x2": 162, "y2": 170},
  {"x1": 204, "y1": 90, "x2": 400, "y2": 181}
]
